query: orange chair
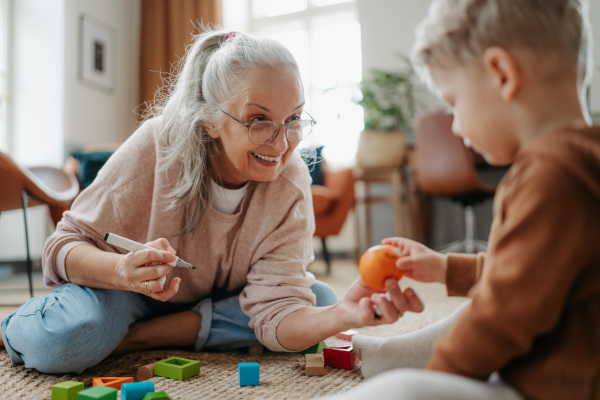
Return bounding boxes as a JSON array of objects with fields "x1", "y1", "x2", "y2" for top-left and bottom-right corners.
[
  {"x1": 414, "y1": 109, "x2": 496, "y2": 253},
  {"x1": 312, "y1": 164, "x2": 355, "y2": 274},
  {"x1": 0, "y1": 152, "x2": 79, "y2": 299}
]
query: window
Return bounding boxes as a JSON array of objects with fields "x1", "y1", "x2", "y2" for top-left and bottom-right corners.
[
  {"x1": 0, "y1": 0, "x2": 10, "y2": 153},
  {"x1": 224, "y1": 0, "x2": 363, "y2": 167}
]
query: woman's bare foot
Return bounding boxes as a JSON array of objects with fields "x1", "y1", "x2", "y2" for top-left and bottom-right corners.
[{"x1": 112, "y1": 311, "x2": 202, "y2": 355}]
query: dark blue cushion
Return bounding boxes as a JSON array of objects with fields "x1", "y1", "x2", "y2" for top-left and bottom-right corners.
[
  {"x1": 72, "y1": 151, "x2": 114, "y2": 189},
  {"x1": 301, "y1": 145, "x2": 325, "y2": 186}
]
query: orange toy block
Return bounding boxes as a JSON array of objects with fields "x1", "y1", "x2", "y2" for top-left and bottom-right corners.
[
  {"x1": 358, "y1": 245, "x2": 403, "y2": 290},
  {"x1": 304, "y1": 354, "x2": 325, "y2": 376},
  {"x1": 92, "y1": 377, "x2": 134, "y2": 390},
  {"x1": 335, "y1": 329, "x2": 359, "y2": 341},
  {"x1": 137, "y1": 363, "x2": 155, "y2": 381},
  {"x1": 323, "y1": 346, "x2": 360, "y2": 369}
]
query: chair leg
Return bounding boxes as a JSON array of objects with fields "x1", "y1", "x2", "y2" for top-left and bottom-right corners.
[
  {"x1": 321, "y1": 237, "x2": 331, "y2": 275},
  {"x1": 21, "y1": 190, "x2": 34, "y2": 298}
]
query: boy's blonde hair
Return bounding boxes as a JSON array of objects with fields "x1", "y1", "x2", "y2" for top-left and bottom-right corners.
[{"x1": 411, "y1": 0, "x2": 593, "y2": 115}]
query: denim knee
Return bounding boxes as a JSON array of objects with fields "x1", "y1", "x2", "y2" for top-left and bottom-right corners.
[
  {"x1": 3, "y1": 284, "x2": 141, "y2": 374},
  {"x1": 311, "y1": 280, "x2": 338, "y2": 307}
]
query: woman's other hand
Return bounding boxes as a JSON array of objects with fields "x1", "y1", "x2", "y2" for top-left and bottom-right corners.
[
  {"x1": 116, "y1": 238, "x2": 181, "y2": 302},
  {"x1": 383, "y1": 237, "x2": 448, "y2": 284}
]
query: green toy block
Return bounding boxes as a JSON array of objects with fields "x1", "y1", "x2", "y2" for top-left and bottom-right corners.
[
  {"x1": 77, "y1": 386, "x2": 117, "y2": 400},
  {"x1": 302, "y1": 341, "x2": 328, "y2": 354},
  {"x1": 52, "y1": 381, "x2": 84, "y2": 400},
  {"x1": 154, "y1": 356, "x2": 201, "y2": 380},
  {"x1": 142, "y1": 392, "x2": 172, "y2": 400}
]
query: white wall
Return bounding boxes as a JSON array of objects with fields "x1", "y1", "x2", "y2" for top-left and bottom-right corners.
[
  {"x1": 10, "y1": 0, "x2": 140, "y2": 167},
  {"x1": 63, "y1": 0, "x2": 140, "y2": 154}
]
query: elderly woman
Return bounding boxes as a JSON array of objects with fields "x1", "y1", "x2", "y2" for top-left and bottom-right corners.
[{"x1": 0, "y1": 29, "x2": 422, "y2": 374}]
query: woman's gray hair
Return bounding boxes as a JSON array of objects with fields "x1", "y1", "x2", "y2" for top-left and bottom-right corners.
[
  {"x1": 146, "y1": 27, "x2": 300, "y2": 236},
  {"x1": 410, "y1": 0, "x2": 593, "y2": 118}
]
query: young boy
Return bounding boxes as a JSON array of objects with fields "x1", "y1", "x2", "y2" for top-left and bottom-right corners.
[{"x1": 317, "y1": 0, "x2": 599, "y2": 399}]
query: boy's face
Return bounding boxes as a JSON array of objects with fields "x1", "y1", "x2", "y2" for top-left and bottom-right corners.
[{"x1": 429, "y1": 63, "x2": 519, "y2": 166}]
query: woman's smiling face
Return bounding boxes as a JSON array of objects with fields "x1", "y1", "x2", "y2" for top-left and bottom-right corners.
[{"x1": 207, "y1": 65, "x2": 305, "y2": 189}]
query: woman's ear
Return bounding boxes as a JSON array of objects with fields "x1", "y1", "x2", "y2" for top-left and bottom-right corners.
[
  {"x1": 204, "y1": 122, "x2": 220, "y2": 139},
  {"x1": 483, "y1": 46, "x2": 521, "y2": 102}
]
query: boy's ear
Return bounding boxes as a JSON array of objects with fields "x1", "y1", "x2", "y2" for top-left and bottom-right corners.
[{"x1": 483, "y1": 46, "x2": 521, "y2": 102}]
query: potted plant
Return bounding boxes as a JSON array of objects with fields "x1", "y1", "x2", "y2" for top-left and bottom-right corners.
[{"x1": 355, "y1": 55, "x2": 424, "y2": 168}]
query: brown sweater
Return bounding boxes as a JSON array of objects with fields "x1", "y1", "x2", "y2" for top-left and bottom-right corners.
[
  {"x1": 43, "y1": 117, "x2": 317, "y2": 352},
  {"x1": 427, "y1": 126, "x2": 600, "y2": 399}
]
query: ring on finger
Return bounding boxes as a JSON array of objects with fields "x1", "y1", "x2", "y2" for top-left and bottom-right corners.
[{"x1": 144, "y1": 280, "x2": 153, "y2": 294}]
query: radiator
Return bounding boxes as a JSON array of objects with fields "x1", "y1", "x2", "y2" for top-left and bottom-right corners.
[{"x1": 0, "y1": 205, "x2": 53, "y2": 262}]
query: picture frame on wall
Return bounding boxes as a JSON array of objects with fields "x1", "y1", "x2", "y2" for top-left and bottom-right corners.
[{"x1": 79, "y1": 14, "x2": 116, "y2": 91}]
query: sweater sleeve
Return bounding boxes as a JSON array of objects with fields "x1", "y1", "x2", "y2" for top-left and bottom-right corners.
[
  {"x1": 238, "y1": 157, "x2": 317, "y2": 352},
  {"x1": 427, "y1": 159, "x2": 593, "y2": 380},
  {"x1": 446, "y1": 252, "x2": 485, "y2": 297}
]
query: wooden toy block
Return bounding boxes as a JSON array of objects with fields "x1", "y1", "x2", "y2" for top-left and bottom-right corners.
[
  {"x1": 121, "y1": 381, "x2": 155, "y2": 400},
  {"x1": 248, "y1": 344, "x2": 264, "y2": 356},
  {"x1": 77, "y1": 386, "x2": 117, "y2": 400},
  {"x1": 92, "y1": 377, "x2": 134, "y2": 390},
  {"x1": 141, "y1": 392, "x2": 172, "y2": 400},
  {"x1": 238, "y1": 362, "x2": 260, "y2": 386},
  {"x1": 52, "y1": 380, "x2": 84, "y2": 400},
  {"x1": 304, "y1": 353, "x2": 325, "y2": 376},
  {"x1": 136, "y1": 363, "x2": 155, "y2": 381},
  {"x1": 154, "y1": 356, "x2": 201, "y2": 380},
  {"x1": 335, "y1": 329, "x2": 359, "y2": 341},
  {"x1": 301, "y1": 341, "x2": 327, "y2": 354},
  {"x1": 323, "y1": 345, "x2": 360, "y2": 369}
]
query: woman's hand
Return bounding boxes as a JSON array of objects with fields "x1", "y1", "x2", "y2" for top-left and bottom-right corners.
[
  {"x1": 115, "y1": 238, "x2": 181, "y2": 302},
  {"x1": 382, "y1": 237, "x2": 448, "y2": 284},
  {"x1": 338, "y1": 276, "x2": 424, "y2": 328}
]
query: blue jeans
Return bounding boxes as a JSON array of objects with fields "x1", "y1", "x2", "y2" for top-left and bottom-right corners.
[{"x1": 1, "y1": 280, "x2": 337, "y2": 374}]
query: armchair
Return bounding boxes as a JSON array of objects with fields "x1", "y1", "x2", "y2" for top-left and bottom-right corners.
[
  {"x1": 312, "y1": 164, "x2": 355, "y2": 274},
  {"x1": 0, "y1": 152, "x2": 79, "y2": 299}
]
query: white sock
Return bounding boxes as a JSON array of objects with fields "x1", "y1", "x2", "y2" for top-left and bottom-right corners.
[{"x1": 353, "y1": 301, "x2": 468, "y2": 379}]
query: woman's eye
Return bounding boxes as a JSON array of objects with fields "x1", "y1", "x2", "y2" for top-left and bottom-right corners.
[
  {"x1": 250, "y1": 115, "x2": 268, "y2": 123},
  {"x1": 289, "y1": 115, "x2": 301, "y2": 122}
]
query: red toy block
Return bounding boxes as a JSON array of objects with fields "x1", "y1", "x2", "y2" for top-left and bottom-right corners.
[
  {"x1": 92, "y1": 377, "x2": 134, "y2": 390},
  {"x1": 335, "y1": 329, "x2": 359, "y2": 341},
  {"x1": 323, "y1": 346, "x2": 360, "y2": 369}
]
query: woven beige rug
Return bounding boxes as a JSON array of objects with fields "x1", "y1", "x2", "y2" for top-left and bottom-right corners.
[{"x1": 0, "y1": 261, "x2": 467, "y2": 400}]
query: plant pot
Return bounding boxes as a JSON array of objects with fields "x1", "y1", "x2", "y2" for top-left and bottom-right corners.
[{"x1": 355, "y1": 130, "x2": 407, "y2": 168}]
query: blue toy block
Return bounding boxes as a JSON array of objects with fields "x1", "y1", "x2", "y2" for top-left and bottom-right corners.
[
  {"x1": 77, "y1": 386, "x2": 117, "y2": 400},
  {"x1": 154, "y1": 356, "x2": 201, "y2": 380},
  {"x1": 142, "y1": 392, "x2": 172, "y2": 400},
  {"x1": 52, "y1": 380, "x2": 84, "y2": 400},
  {"x1": 121, "y1": 381, "x2": 155, "y2": 400},
  {"x1": 238, "y1": 362, "x2": 260, "y2": 386}
]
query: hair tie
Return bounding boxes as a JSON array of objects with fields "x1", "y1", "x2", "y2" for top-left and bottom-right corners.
[{"x1": 223, "y1": 31, "x2": 238, "y2": 42}]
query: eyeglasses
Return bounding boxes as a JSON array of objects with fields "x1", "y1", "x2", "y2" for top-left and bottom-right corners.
[{"x1": 220, "y1": 109, "x2": 316, "y2": 145}]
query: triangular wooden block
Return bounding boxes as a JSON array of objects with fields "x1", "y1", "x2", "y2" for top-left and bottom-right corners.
[{"x1": 92, "y1": 376, "x2": 134, "y2": 389}]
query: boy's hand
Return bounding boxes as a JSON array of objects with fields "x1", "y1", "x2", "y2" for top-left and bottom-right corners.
[
  {"x1": 382, "y1": 237, "x2": 448, "y2": 284},
  {"x1": 339, "y1": 276, "x2": 424, "y2": 328},
  {"x1": 116, "y1": 238, "x2": 181, "y2": 302}
]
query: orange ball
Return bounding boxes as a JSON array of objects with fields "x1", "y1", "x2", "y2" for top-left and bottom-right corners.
[{"x1": 359, "y1": 245, "x2": 403, "y2": 290}]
